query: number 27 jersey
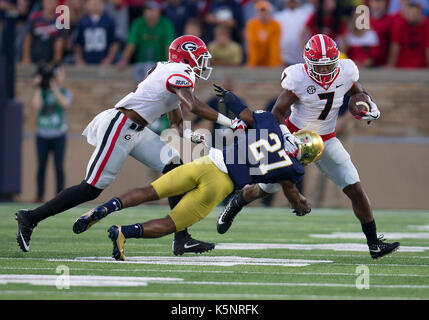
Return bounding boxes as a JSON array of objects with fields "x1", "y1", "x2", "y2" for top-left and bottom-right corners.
[
  {"x1": 281, "y1": 59, "x2": 359, "y2": 135},
  {"x1": 222, "y1": 111, "x2": 304, "y2": 191}
]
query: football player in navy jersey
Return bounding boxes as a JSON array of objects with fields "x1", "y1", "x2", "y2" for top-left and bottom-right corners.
[{"x1": 80, "y1": 87, "x2": 324, "y2": 261}]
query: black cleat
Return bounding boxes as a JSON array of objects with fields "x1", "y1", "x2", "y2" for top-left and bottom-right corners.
[
  {"x1": 108, "y1": 225, "x2": 126, "y2": 261},
  {"x1": 73, "y1": 206, "x2": 109, "y2": 234},
  {"x1": 173, "y1": 234, "x2": 215, "y2": 256},
  {"x1": 15, "y1": 209, "x2": 37, "y2": 252},
  {"x1": 368, "y1": 235, "x2": 400, "y2": 259},
  {"x1": 217, "y1": 194, "x2": 244, "y2": 234}
]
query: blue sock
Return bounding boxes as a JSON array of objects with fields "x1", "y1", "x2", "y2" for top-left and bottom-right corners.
[
  {"x1": 98, "y1": 197, "x2": 123, "y2": 215},
  {"x1": 121, "y1": 223, "x2": 144, "y2": 239}
]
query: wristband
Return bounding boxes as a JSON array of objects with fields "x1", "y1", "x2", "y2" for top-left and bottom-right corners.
[
  {"x1": 216, "y1": 113, "x2": 233, "y2": 128},
  {"x1": 279, "y1": 124, "x2": 292, "y2": 136}
]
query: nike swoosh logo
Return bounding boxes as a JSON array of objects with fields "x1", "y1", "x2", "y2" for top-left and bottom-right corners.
[
  {"x1": 19, "y1": 232, "x2": 30, "y2": 251},
  {"x1": 184, "y1": 243, "x2": 200, "y2": 249},
  {"x1": 218, "y1": 215, "x2": 225, "y2": 225},
  {"x1": 336, "y1": 84, "x2": 344, "y2": 88},
  {"x1": 370, "y1": 248, "x2": 381, "y2": 253}
]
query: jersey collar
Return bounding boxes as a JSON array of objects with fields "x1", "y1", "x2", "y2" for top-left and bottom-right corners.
[{"x1": 304, "y1": 64, "x2": 341, "y2": 91}]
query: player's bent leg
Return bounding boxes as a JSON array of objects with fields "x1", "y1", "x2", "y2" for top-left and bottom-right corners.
[
  {"x1": 79, "y1": 162, "x2": 198, "y2": 235},
  {"x1": 161, "y1": 160, "x2": 215, "y2": 254},
  {"x1": 316, "y1": 138, "x2": 400, "y2": 259},
  {"x1": 170, "y1": 159, "x2": 234, "y2": 254}
]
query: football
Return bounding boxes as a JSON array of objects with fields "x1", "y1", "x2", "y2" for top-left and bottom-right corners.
[{"x1": 348, "y1": 93, "x2": 371, "y2": 117}]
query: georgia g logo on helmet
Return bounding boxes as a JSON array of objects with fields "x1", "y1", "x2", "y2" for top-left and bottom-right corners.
[{"x1": 181, "y1": 42, "x2": 198, "y2": 52}]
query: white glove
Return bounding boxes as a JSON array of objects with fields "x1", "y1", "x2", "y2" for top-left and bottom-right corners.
[
  {"x1": 283, "y1": 133, "x2": 300, "y2": 157},
  {"x1": 355, "y1": 98, "x2": 381, "y2": 124},
  {"x1": 184, "y1": 129, "x2": 206, "y2": 144},
  {"x1": 230, "y1": 117, "x2": 247, "y2": 131}
]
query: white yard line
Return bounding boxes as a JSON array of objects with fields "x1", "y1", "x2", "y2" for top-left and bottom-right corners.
[
  {"x1": 0, "y1": 290, "x2": 422, "y2": 300},
  {"x1": 310, "y1": 232, "x2": 429, "y2": 240},
  {"x1": 1, "y1": 274, "x2": 429, "y2": 290},
  {"x1": 1, "y1": 266, "x2": 429, "y2": 278}
]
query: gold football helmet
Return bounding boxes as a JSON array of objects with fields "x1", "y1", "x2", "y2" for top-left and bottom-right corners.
[{"x1": 293, "y1": 130, "x2": 324, "y2": 165}]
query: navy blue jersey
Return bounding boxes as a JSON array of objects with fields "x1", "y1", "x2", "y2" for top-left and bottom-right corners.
[
  {"x1": 73, "y1": 13, "x2": 117, "y2": 64},
  {"x1": 223, "y1": 111, "x2": 304, "y2": 190}
]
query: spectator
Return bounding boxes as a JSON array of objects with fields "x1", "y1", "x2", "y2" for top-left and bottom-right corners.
[
  {"x1": 67, "y1": 0, "x2": 86, "y2": 29},
  {"x1": 0, "y1": 0, "x2": 32, "y2": 62},
  {"x1": 104, "y1": 0, "x2": 130, "y2": 44},
  {"x1": 183, "y1": 18, "x2": 204, "y2": 39},
  {"x1": 369, "y1": 0, "x2": 393, "y2": 66},
  {"x1": 388, "y1": 0, "x2": 429, "y2": 17},
  {"x1": 205, "y1": 0, "x2": 245, "y2": 44},
  {"x1": 163, "y1": 0, "x2": 199, "y2": 36},
  {"x1": 346, "y1": 11, "x2": 379, "y2": 68},
  {"x1": 117, "y1": 1, "x2": 175, "y2": 69},
  {"x1": 31, "y1": 64, "x2": 72, "y2": 202},
  {"x1": 274, "y1": 0, "x2": 314, "y2": 65},
  {"x1": 73, "y1": 0, "x2": 120, "y2": 65},
  {"x1": 245, "y1": 1, "x2": 282, "y2": 67},
  {"x1": 61, "y1": 0, "x2": 86, "y2": 64},
  {"x1": 208, "y1": 24, "x2": 243, "y2": 66},
  {"x1": 301, "y1": 0, "x2": 347, "y2": 52},
  {"x1": 388, "y1": 2, "x2": 429, "y2": 68},
  {"x1": 21, "y1": 0, "x2": 66, "y2": 65}
]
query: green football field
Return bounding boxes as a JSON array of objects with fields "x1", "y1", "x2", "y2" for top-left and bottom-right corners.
[{"x1": 0, "y1": 203, "x2": 428, "y2": 300}]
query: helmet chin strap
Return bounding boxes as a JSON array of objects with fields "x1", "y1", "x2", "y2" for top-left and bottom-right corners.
[{"x1": 296, "y1": 147, "x2": 302, "y2": 163}]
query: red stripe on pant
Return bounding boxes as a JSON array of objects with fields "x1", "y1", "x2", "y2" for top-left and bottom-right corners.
[
  {"x1": 285, "y1": 117, "x2": 336, "y2": 141},
  {"x1": 89, "y1": 115, "x2": 127, "y2": 187}
]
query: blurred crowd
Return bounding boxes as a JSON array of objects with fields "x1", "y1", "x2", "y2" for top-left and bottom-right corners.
[{"x1": 1, "y1": 0, "x2": 428, "y2": 70}]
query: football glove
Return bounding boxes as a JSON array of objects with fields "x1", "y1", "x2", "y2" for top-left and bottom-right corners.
[
  {"x1": 354, "y1": 97, "x2": 381, "y2": 124},
  {"x1": 213, "y1": 84, "x2": 247, "y2": 116},
  {"x1": 184, "y1": 129, "x2": 206, "y2": 145},
  {"x1": 231, "y1": 117, "x2": 247, "y2": 131},
  {"x1": 283, "y1": 133, "x2": 300, "y2": 157}
]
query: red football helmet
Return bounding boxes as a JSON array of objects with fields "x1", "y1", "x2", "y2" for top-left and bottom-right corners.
[
  {"x1": 303, "y1": 34, "x2": 340, "y2": 87},
  {"x1": 169, "y1": 35, "x2": 213, "y2": 80}
]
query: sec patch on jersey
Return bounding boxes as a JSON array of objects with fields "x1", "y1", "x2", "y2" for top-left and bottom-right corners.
[{"x1": 348, "y1": 93, "x2": 370, "y2": 117}]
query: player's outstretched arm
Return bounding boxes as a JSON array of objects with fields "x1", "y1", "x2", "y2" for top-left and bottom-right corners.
[
  {"x1": 271, "y1": 89, "x2": 298, "y2": 124},
  {"x1": 281, "y1": 180, "x2": 311, "y2": 216},
  {"x1": 171, "y1": 86, "x2": 242, "y2": 130}
]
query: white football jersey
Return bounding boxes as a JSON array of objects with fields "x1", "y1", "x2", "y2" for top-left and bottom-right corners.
[
  {"x1": 281, "y1": 59, "x2": 359, "y2": 135},
  {"x1": 115, "y1": 61, "x2": 196, "y2": 123}
]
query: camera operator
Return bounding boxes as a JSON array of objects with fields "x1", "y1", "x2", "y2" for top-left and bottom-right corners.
[{"x1": 31, "y1": 64, "x2": 72, "y2": 202}]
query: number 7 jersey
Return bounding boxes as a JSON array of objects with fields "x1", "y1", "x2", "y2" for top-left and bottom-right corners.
[{"x1": 281, "y1": 59, "x2": 359, "y2": 135}]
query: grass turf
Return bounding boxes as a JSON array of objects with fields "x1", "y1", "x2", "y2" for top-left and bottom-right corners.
[{"x1": 0, "y1": 203, "x2": 428, "y2": 300}]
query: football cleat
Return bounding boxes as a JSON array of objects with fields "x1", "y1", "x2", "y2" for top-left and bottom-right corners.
[
  {"x1": 15, "y1": 209, "x2": 37, "y2": 252},
  {"x1": 217, "y1": 194, "x2": 244, "y2": 234},
  {"x1": 108, "y1": 225, "x2": 126, "y2": 261},
  {"x1": 173, "y1": 234, "x2": 215, "y2": 256},
  {"x1": 368, "y1": 235, "x2": 400, "y2": 259},
  {"x1": 73, "y1": 206, "x2": 109, "y2": 234}
]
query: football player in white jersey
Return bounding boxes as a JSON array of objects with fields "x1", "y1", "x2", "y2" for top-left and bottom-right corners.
[
  {"x1": 216, "y1": 34, "x2": 400, "y2": 259},
  {"x1": 15, "y1": 35, "x2": 246, "y2": 255}
]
